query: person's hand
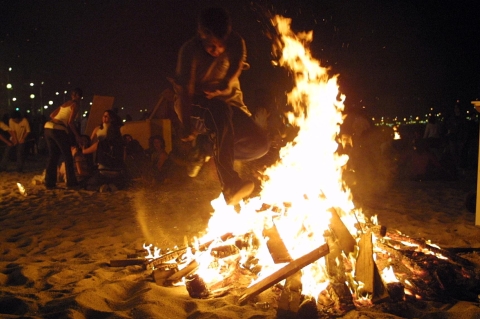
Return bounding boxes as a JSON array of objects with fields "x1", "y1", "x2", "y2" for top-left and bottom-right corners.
[
  {"x1": 204, "y1": 89, "x2": 223, "y2": 99},
  {"x1": 181, "y1": 132, "x2": 198, "y2": 142},
  {"x1": 203, "y1": 80, "x2": 228, "y2": 99}
]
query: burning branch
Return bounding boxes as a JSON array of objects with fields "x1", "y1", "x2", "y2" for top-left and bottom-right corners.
[{"x1": 238, "y1": 243, "x2": 329, "y2": 305}]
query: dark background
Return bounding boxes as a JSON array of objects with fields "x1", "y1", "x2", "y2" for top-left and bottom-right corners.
[{"x1": 1, "y1": 0, "x2": 479, "y2": 120}]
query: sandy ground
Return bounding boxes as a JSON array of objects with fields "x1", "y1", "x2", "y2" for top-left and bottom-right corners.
[{"x1": 1, "y1": 153, "x2": 480, "y2": 319}]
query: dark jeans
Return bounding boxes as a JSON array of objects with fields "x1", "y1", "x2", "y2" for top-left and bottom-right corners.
[
  {"x1": 192, "y1": 97, "x2": 270, "y2": 188},
  {"x1": 44, "y1": 128, "x2": 77, "y2": 187},
  {"x1": 0, "y1": 142, "x2": 25, "y2": 172}
]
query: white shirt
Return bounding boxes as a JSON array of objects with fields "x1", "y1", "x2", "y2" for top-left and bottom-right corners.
[{"x1": 9, "y1": 118, "x2": 31, "y2": 142}]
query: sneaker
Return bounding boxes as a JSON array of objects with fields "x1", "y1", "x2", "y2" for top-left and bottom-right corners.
[{"x1": 223, "y1": 180, "x2": 255, "y2": 206}]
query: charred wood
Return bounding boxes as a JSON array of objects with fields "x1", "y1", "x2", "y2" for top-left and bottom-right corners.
[{"x1": 238, "y1": 243, "x2": 329, "y2": 305}]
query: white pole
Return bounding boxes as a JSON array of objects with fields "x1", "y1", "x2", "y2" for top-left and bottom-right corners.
[{"x1": 472, "y1": 101, "x2": 480, "y2": 226}]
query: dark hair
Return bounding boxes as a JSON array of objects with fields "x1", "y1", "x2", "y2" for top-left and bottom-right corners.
[
  {"x1": 149, "y1": 135, "x2": 165, "y2": 149},
  {"x1": 100, "y1": 109, "x2": 123, "y2": 129},
  {"x1": 198, "y1": 7, "x2": 231, "y2": 40},
  {"x1": 10, "y1": 110, "x2": 22, "y2": 119}
]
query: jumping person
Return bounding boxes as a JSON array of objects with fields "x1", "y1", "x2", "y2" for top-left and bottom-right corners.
[{"x1": 172, "y1": 7, "x2": 270, "y2": 205}]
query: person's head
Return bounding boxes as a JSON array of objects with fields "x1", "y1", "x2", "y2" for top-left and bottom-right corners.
[
  {"x1": 198, "y1": 7, "x2": 231, "y2": 57},
  {"x1": 149, "y1": 135, "x2": 165, "y2": 150},
  {"x1": 100, "y1": 109, "x2": 122, "y2": 130},
  {"x1": 10, "y1": 110, "x2": 23, "y2": 123},
  {"x1": 123, "y1": 134, "x2": 133, "y2": 143},
  {"x1": 71, "y1": 88, "x2": 83, "y2": 100}
]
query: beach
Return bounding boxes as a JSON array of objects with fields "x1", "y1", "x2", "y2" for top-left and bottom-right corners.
[{"x1": 1, "y1": 154, "x2": 480, "y2": 319}]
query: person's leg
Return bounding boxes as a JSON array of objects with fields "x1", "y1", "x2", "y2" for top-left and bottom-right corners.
[
  {"x1": 44, "y1": 129, "x2": 61, "y2": 187},
  {"x1": 198, "y1": 98, "x2": 255, "y2": 205},
  {"x1": 15, "y1": 142, "x2": 26, "y2": 172},
  {"x1": 0, "y1": 144, "x2": 12, "y2": 171},
  {"x1": 54, "y1": 130, "x2": 78, "y2": 187},
  {"x1": 232, "y1": 107, "x2": 270, "y2": 161}
]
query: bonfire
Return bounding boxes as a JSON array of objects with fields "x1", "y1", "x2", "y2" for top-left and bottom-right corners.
[{"x1": 112, "y1": 15, "x2": 480, "y2": 317}]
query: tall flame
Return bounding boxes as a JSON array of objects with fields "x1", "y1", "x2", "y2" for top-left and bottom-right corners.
[{"x1": 147, "y1": 15, "x2": 368, "y2": 302}]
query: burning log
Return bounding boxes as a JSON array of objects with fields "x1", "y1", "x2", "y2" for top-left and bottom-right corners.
[
  {"x1": 277, "y1": 271, "x2": 302, "y2": 314},
  {"x1": 385, "y1": 231, "x2": 475, "y2": 269},
  {"x1": 165, "y1": 259, "x2": 199, "y2": 285},
  {"x1": 263, "y1": 223, "x2": 292, "y2": 264},
  {"x1": 238, "y1": 243, "x2": 329, "y2": 305},
  {"x1": 355, "y1": 231, "x2": 375, "y2": 296},
  {"x1": 317, "y1": 283, "x2": 355, "y2": 316},
  {"x1": 328, "y1": 208, "x2": 356, "y2": 255}
]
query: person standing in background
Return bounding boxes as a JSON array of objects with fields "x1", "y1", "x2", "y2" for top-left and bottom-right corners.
[{"x1": 0, "y1": 110, "x2": 31, "y2": 172}]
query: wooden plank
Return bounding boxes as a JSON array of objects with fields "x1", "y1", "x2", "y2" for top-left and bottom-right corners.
[
  {"x1": 328, "y1": 208, "x2": 356, "y2": 255},
  {"x1": 263, "y1": 223, "x2": 292, "y2": 264},
  {"x1": 355, "y1": 231, "x2": 374, "y2": 295},
  {"x1": 238, "y1": 243, "x2": 329, "y2": 305}
]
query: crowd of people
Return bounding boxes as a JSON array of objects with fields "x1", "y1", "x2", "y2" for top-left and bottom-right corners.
[{"x1": 0, "y1": 7, "x2": 478, "y2": 206}]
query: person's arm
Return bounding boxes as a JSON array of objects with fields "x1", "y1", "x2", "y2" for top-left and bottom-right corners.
[
  {"x1": 82, "y1": 141, "x2": 98, "y2": 154},
  {"x1": 204, "y1": 32, "x2": 246, "y2": 98},
  {"x1": 156, "y1": 151, "x2": 168, "y2": 171},
  {"x1": 8, "y1": 120, "x2": 18, "y2": 145},
  {"x1": 174, "y1": 40, "x2": 197, "y2": 139},
  {"x1": 18, "y1": 119, "x2": 30, "y2": 144},
  {"x1": 0, "y1": 133, "x2": 12, "y2": 146},
  {"x1": 67, "y1": 101, "x2": 82, "y2": 144}
]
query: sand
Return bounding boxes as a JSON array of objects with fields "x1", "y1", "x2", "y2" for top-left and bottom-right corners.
[{"x1": 1, "y1": 154, "x2": 480, "y2": 319}]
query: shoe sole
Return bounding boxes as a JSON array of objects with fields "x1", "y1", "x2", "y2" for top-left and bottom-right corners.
[{"x1": 225, "y1": 182, "x2": 255, "y2": 206}]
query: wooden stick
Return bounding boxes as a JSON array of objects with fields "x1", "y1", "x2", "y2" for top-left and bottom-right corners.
[
  {"x1": 238, "y1": 243, "x2": 329, "y2": 305},
  {"x1": 328, "y1": 208, "x2": 356, "y2": 255},
  {"x1": 110, "y1": 259, "x2": 145, "y2": 267},
  {"x1": 263, "y1": 223, "x2": 292, "y2": 264},
  {"x1": 386, "y1": 231, "x2": 475, "y2": 269},
  {"x1": 165, "y1": 260, "x2": 199, "y2": 284}
]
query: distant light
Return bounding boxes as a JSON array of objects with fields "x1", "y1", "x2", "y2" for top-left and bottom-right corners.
[
  {"x1": 26, "y1": 110, "x2": 31, "y2": 113},
  {"x1": 56, "y1": 92, "x2": 59, "y2": 95},
  {"x1": 48, "y1": 100, "x2": 53, "y2": 105},
  {"x1": 12, "y1": 97, "x2": 16, "y2": 101},
  {"x1": 8, "y1": 67, "x2": 12, "y2": 71},
  {"x1": 89, "y1": 102, "x2": 92, "y2": 105},
  {"x1": 122, "y1": 119, "x2": 126, "y2": 123},
  {"x1": 140, "y1": 110, "x2": 143, "y2": 112},
  {"x1": 44, "y1": 105, "x2": 48, "y2": 109},
  {"x1": 15, "y1": 107, "x2": 19, "y2": 111},
  {"x1": 64, "y1": 90, "x2": 67, "y2": 94},
  {"x1": 30, "y1": 83, "x2": 34, "y2": 87},
  {"x1": 41, "y1": 81, "x2": 44, "y2": 85},
  {"x1": 6, "y1": 83, "x2": 12, "y2": 89}
]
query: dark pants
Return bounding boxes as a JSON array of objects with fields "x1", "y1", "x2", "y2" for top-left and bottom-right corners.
[
  {"x1": 192, "y1": 97, "x2": 270, "y2": 189},
  {"x1": 0, "y1": 142, "x2": 25, "y2": 172},
  {"x1": 44, "y1": 128, "x2": 77, "y2": 187}
]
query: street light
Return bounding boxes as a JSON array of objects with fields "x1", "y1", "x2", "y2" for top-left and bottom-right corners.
[
  {"x1": 6, "y1": 83, "x2": 12, "y2": 110},
  {"x1": 30, "y1": 94, "x2": 35, "y2": 114}
]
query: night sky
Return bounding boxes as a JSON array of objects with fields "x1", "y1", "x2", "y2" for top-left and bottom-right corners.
[{"x1": 1, "y1": 0, "x2": 479, "y2": 120}]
